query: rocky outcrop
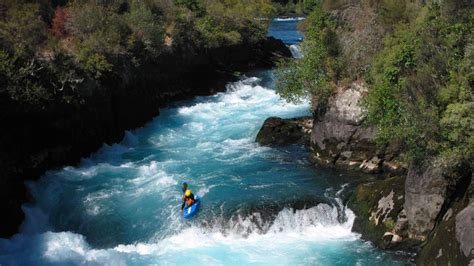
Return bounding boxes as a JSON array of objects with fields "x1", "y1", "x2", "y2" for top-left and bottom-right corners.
[
  {"x1": 0, "y1": 37, "x2": 291, "y2": 238},
  {"x1": 255, "y1": 117, "x2": 312, "y2": 146},
  {"x1": 349, "y1": 176, "x2": 408, "y2": 249},
  {"x1": 456, "y1": 204, "x2": 474, "y2": 261},
  {"x1": 310, "y1": 81, "x2": 403, "y2": 173},
  {"x1": 350, "y1": 155, "x2": 472, "y2": 265},
  {"x1": 304, "y1": 1, "x2": 472, "y2": 264},
  {"x1": 404, "y1": 157, "x2": 471, "y2": 241}
]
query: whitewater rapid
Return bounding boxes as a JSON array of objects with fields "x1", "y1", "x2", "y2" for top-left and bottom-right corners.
[
  {"x1": 0, "y1": 74, "x2": 403, "y2": 265},
  {"x1": 0, "y1": 18, "x2": 404, "y2": 265}
]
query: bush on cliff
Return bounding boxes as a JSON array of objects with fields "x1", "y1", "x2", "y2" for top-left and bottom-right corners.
[
  {"x1": 0, "y1": 0, "x2": 275, "y2": 111},
  {"x1": 275, "y1": 6, "x2": 342, "y2": 114},
  {"x1": 276, "y1": 0, "x2": 473, "y2": 167},
  {"x1": 272, "y1": 0, "x2": 320, "y2": 15},
  {"x1": 366, "y1": 2, "x2": 473, "y2": 166}
]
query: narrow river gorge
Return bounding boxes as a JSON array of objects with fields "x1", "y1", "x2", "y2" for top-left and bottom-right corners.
[{"x1": 0, "y1": 18, "x2": 406, "y2": 265}]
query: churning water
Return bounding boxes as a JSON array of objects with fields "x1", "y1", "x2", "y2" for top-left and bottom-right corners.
[{"x1": 0, "y1": 18, "x2": 405, "y2": 265}]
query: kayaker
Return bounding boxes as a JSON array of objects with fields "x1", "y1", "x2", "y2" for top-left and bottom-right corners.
[
  {"x1": 180, "y1": 183, "x2": 195, "y2": 211},
  {"x1": 181, "y1": 189, "x2": 195, "y2": 212}
]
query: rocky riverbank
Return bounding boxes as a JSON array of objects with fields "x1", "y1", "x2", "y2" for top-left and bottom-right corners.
[
  {"x1": 255, "y1": 81, "x2": 473, "y2": 264},
  {"x1": 0, "y1": 37, "x2": 290, "y2": 238},
  {"x1": 259, "y1": 1, "x2": 473, "y2": 264}
]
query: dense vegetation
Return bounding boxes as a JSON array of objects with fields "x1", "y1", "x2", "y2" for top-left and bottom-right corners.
[
  {"x1": 272, "y1": 0, "x2": 321, "y2": 15},
  {"x1": 275, "y1": 5, "x2": 340, "y2": 115},
  {"x1": 0, "y1": 0, "x2": 274, "y2": 111},
  {"x1": 276, "y1": 0, "x2": 473, "y2": 167}
]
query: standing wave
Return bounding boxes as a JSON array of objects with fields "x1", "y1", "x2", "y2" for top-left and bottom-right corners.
[{"x1": 0, "y1": 202, "x2": 362, "y2": 265}]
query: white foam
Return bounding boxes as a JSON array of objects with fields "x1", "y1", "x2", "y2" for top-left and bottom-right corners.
[
  {"x1": 0, "y1": 203, "x2": 361, "y2": 265},
  {"x1": 274, "y1": 17, "x2": 305, "y2": 22},
  {"x1": 0, "y1": 73, "x2": 397, "y2": 265}
]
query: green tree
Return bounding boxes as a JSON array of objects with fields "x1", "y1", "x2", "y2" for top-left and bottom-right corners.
[{"x1": 275, "y1": 6, "x2": 340, "y2": 114}]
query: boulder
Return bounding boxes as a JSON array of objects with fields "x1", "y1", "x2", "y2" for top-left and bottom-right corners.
[
  {"x1": 456, "y1": 203, "x2": 474, "y2": 259},
  {"x1": 405, "y1": 157, "x2": 472, "y2": 241},
  {"x1": 256, "y1": 117, "x2": 312, "y2": 146},
  {"x1": 416, "y1": 190, "x2": 471, "y2": 266},
  {"x1": 310, "y1": 82, "x2": 380, "y2": 167},
  {"x1": 405, "y1": 161, "x2": 449, "y2": 241},
  {"x1": 349, "y1": 175, "x2": 406, "y2": 249}
]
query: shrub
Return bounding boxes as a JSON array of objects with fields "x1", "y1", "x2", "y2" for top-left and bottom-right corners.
[
  {"x1": 0, "y1": 3, "x2": 47, "y2": 56},
  {"x1": 51, "y1": 6, "x2": 69, "y2": 38},
  {"x1": 275, "y1": 5, "x2": 341, "y2": 115},
  {"x1": 365, "y1": 2, "x2": 473, "y2": 165},
  {"x1": 126, "y1": 3, "x2": 165, "y2": 58}
]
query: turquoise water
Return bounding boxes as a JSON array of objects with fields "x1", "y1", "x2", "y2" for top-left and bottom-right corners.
[{"x1": 0, "y1": 19, "x2": 405, "y2": 265}]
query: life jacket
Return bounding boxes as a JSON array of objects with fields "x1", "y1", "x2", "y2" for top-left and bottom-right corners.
[{"x1": 186, "y1": 197, "x2": 195, "y2": 206}]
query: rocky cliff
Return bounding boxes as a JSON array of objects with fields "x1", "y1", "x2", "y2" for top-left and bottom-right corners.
[
  {"x1": 256, "y1": 59, "x2": 472, "y2": 266},
  {"x1": 259, "y1": 2, "x2": 473, "y2": 263},
  {"x1": 309, "y1": 81, "x2": 404, "y2": 174},
  {"x1": 0, "y1": 37, "x2": 290, "y2": 238},
  {"x1": 256, "y1": 82, "x2": 473, "y2": 264},
  {"x1": 349, "y1": 157, "x2": 472, "y2": 265}
]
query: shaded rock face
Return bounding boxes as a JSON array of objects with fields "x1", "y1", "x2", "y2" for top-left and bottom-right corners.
[
  {"x1": 416, "y1": 183, "x2": 471, "y2": 266},
  {"x1": 256, "y1": 117, "x2": 312, "y2": 146},
  {"x1": 310, "y1": 81, "x2": 394, "y2": 172},
  {"x1": 456, "y1": 203, "x2": 474, "y2": 262},
  {"x1": 405, "y1": 163, "x2": 449, "y2": 241},
  {"x1": 405, "y1": 158, "x2": 472, "y2": 241}
]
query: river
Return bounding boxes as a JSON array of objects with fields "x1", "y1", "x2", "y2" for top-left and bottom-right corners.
[{"x1": 0, "y1": 18, "x2": 404, "y2": 265}]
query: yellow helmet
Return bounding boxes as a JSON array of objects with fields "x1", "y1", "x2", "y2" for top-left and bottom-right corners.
[{"x1": 185, "y1": 189, "x2": 192, "y2": 197}]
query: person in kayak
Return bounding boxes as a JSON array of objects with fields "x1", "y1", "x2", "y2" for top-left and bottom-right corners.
[
  {"x1": 183, "y1": 189, "x2": 195, "y2": 208},
  {"x1": 180, "y1": 182, "x2": 195, "y2": 212}
]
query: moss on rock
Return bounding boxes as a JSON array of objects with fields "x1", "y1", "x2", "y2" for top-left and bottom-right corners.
[{"x1": 348, "y1": 175, "x2": 407, "y2": 249}]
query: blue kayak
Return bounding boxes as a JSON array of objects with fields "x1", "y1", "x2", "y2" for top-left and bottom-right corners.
[{"x1": 183, "y1": 196, "x2": 200, "y2": 219}]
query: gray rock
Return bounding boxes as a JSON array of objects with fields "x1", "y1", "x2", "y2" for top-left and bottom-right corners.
[
  {"x1": 311, "y1": 82, "x2": 379, "y2": 167},
  {"x1": 394, "y1": 208, "x2": 408, "y2": 237},
  {"x1": 255, "y1": 117, "x2": 312, "y2": 146},
  {"x1": 405, "y1": 160, "x2": 448, "y2": 240},
  {"x1": 405, "y1": 156, "x2": 472, "y2": 241},
  {"x1": 455, "y1": 203, "x2": 474, "y2": 258},
  {"x1": 360, "y1": 156, "x2": 382, "y2": 174}
]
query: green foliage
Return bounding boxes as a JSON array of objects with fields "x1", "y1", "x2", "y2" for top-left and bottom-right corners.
[
  {"x1": 365, "y1": 2, "x2": 473, "y2": 165},
  {"x1": 76, "y1": 49, "x2": 112, "y2": 78},
  {"x1": 202, "y1": 0, "x2": 274, "y2": 45},
  {"x1": 68, "y1": 4, "x2": 130, "y2": 55},
  {"x1": 125, "y1": 3, "x2": 165, "y2": 57},
  {"x1": 275, "y1": 5, "x2": 341, "y2": 114},
  {"x1": 0, "y1": 3, "x2": 47, "y2": 56},
  {"x1": 440, "y1": 102, "x2": 474, "y2": 164},
  {"x1": 195, "y1": 15, "x2": 241, "y2": 48},
  {"x1": 383, "y1": 218, "x2": 395, "y2": 230},
  {"x1": 0, "y1": 0, "x2": 276, "y2": 111},
  {"x1": 174, "y1": 0, "x2": 202, "y2": 12},
  {"x1": 303, "y1": 0, "x2": 321, "y2": 12},
  {"x1": 377, "y1": 0, "x2": 412, "y2": 27},
  {"x1": 0, "y1": 51, "x2": 53, "y2": 105},
  {"x1": 322, "y1": 0, "x2": 345, "y2": 11},
  {"x1": 272, "y1": 0, "x2": 321, "y2": 14}
]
